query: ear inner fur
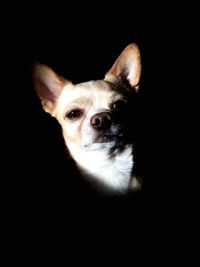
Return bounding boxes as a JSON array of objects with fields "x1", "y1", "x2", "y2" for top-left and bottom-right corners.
[
  {"x1": 104, "y1": 43, "x2": 141, "y2": 92},
  {"x1": 33, "y1": 63, "x2": 69, "y2": 113}
]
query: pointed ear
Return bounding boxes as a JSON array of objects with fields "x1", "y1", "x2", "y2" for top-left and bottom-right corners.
[
  {"x1": 104, "y1": 43, "x2": 141, "y2": 92},
  {"x1": 33, "y1": 63, "x2": 68, "y2": 114}
]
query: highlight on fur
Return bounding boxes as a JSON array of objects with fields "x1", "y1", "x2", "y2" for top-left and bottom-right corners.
[{"x1": 33, "y1": 43, "x2": 142, "y2": 195}]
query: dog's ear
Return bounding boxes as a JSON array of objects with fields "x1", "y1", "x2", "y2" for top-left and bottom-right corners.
[
  {"x1": 33, "y1": 63, "x2": 68, "y2": 114},
  {"x1": 104, "y1": 43, "x2": 141, "y2": 92}
]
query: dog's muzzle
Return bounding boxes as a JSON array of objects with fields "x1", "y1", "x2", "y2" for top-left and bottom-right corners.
[
  {"x1": 90, "y1": 112, "x2": 112, "y2": 130},
  {"x1": 90, "y1": 112, "x2": 122, "y2": 144}
]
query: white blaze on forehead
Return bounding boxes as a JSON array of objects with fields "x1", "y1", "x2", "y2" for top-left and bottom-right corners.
[
  {"x1": 86, "y1": 81, "x2": 116, "y2": 111},
  {"x1": 54, "y1": 80, "x2": 116, "y2": 117}
]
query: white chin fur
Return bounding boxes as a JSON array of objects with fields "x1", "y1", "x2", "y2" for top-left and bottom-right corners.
[
  {"x1": 67, "y1": 140, "x2": 134, "y2": 193},
  {"x1": 83, "y1": 141, "x2": 116, "y2": 151}
]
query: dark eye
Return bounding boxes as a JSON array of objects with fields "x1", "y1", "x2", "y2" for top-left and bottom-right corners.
[
  {"x1": 66, "y1": 109, "x2": 83, "y2": 120},
  {"x1": 112, "y1": 99, "x2": 127, "y2": 110}
]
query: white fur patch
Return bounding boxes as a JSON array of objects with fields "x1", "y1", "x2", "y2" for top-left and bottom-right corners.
[{"x1": 67, "y1": 142, "x2": 134, "y2": 193}]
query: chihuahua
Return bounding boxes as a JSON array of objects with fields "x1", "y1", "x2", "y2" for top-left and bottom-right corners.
[{"x1": 33, "y1": 43, "x2": 142, "y2": 195}]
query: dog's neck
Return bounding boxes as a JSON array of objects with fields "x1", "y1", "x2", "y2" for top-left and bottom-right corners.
[{"x1": 67, "y1": 143, "x2": 138, "y2": 193}]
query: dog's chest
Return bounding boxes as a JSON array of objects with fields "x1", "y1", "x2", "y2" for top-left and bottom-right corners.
[{"x1": 79, "y1": 146, "x2": 134, "y2": 192}]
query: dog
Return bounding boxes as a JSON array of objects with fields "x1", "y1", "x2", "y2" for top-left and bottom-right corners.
[{"x1": 33, "y1": 43, "x2": 142, "y2": 195}]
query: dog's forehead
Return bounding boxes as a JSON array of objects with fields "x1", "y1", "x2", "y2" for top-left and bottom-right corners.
[
  {"x1": 74, "y1": 80, "x2": 114, "y2": 94},
  {"x1": 56, "y1": 80, "x2": 117, "y2": 112}
]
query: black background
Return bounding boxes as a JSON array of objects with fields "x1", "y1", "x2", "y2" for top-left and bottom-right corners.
[
  {"x1": 10, "y1": 10, "x2": 173, "y2": 213},
  {"x1": 4, "y1": 4, "x2": 195, "y2": 259}
]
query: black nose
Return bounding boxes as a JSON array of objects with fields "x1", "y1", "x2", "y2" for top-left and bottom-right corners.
[{"x1": 90, "y1": 112, "x2": 112, "y2": 130}]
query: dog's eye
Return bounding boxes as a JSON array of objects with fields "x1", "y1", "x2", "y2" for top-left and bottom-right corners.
[
  {"x1": 66, "y1": 109, "x2": 83, "y2": 120},
  {"x1": 112, "y1": 99, "x2": 127, "y2": 110}
]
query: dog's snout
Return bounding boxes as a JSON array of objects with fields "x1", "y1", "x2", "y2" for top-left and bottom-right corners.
[{"x1": 90, "y1": 112, "x2": 112, "y2": 130}]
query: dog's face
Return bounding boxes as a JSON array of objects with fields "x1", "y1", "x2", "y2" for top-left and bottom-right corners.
[
  {"x1": 55, "y1": 80, "x2": 127, "y2": 151},
  {"x1": 33, "y1": 43, "x2": 141, "y2": 171}
]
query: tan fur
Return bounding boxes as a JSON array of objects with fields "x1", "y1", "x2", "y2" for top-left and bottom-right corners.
[
  {"x1": 105, "y1": 43, "x2": 141, "y2": 91},
  {"x1": 33, "y1": 43, "x2": 142, "y2": 194}
]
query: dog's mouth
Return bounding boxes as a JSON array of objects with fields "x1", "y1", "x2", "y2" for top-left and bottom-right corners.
[
  {"x1": 82, "y1": 132, "x2": 124, "y2": 150},
  {"x1": 95, "y1": 133, "x2": 123, "y2": 144}
]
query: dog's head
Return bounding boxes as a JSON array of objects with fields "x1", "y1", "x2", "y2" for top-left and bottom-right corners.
[{"x1": 33, "y1": 43, "x2": 141, "y2": 166}]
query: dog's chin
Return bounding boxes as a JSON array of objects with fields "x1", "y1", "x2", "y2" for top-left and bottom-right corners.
[
  {"x1": 84, "y1": 141, "x2": 116, "y2": 151},
  {"x1": 95, "y1": 134, "x2": 118, "y2": 144},
  {"x1": 83, "y1": 134, "x2": 121, "y2": 151}
]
